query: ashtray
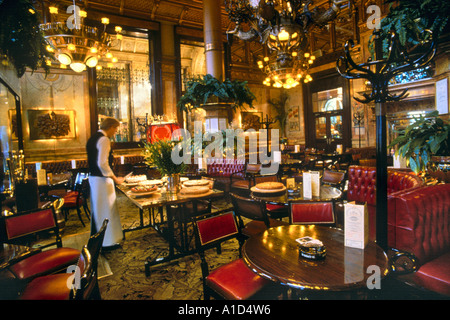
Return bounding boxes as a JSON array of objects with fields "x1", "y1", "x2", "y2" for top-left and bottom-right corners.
[{"x1": 296, "y1": 236, "x2": 326, "y2": 260}]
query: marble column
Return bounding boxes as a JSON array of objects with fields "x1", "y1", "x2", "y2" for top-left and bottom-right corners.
[{"x1": 203, "y1": 0, "x2": 229, "y2": 130}]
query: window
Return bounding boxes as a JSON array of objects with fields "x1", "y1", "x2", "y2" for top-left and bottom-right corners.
[{"x1": 96, "y1": 32, "x2": 152, "y2": 142}]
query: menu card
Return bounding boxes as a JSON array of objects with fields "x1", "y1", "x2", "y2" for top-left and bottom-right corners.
[
  {"x1": 303, "y1": 172, "x2": 312, "y2": 198},
  {"x1": 344, "y1": 202, "x2": 368, "y2": 249},
  {"x1": 302, "y1": 171, "x2": 320, "y2": 198},
  {"x1": 310, "y1": 171, "x2": 320, "y2": 197}
]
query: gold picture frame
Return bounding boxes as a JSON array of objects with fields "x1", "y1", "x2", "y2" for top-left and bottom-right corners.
[{"x1": 27, "y1": 109, "x2": 76, "y2": 140}]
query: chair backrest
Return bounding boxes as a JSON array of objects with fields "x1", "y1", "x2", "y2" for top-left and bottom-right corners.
[
  {"x1": 87, "y1": 219, "x2": 109, "y2": 270},
  {"x1": 194, "y1": 211, "x2": 239, "y2": 248},
  {"x1": 80, "y1": 177, "x2": 90, "y2": 200},
  {"x1": 70, "y1": 246, "x2": 96, "y2": 300},
  {"x1": 289, "y1": 200, "x2": 335, "y2": 225},
  {"x1": 230, "y1": 193, "x2": 271, "y2": 228},
  {"x1": 245, "y1": 163, "x2": 261, "y2": 174},
  {"x1": 3, "y1": 207, "x2": 62, "y2": 248},
  {"x1": 322, "y1": 169, "x2": 346, "y2": 189}
]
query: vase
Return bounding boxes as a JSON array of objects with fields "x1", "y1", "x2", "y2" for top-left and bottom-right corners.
[{"x1": 166, "y1": 173, "x2": 181, "y2": 193}]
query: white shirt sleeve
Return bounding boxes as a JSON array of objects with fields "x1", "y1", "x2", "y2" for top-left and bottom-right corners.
[{"x1": 97, "y1": 135, "x2": 114, "y2": 177}]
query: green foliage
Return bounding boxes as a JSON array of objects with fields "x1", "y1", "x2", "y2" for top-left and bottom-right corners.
[
  {"x1": 143, "y1": 139, "x2": 186, "y2": 176},
  {"x1": 267, "y1": 91, "x2": 289, "y2": 137},
  {"x1": 177, "y1": 74, "x2": 256, "y2": 112},
  {"x1": 388, "y1": 110, "x2": 450, "y2": 174},
  {"x1": 369, "y1": 0, "x2": 449, "y2": 58},
  {"x1": 0, "y1": 0, "x2": 52, "y2": 77}
]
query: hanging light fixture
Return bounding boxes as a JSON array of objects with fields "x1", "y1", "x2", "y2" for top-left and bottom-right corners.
[
  {"x1": 225, "y1": 0, "x2": 350, "y2": 88},
  {"x1": 39, "y1": 1, "x2": 122, "y2": 73}
]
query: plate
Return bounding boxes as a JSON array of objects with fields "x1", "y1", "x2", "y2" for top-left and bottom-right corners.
[
  {"x1": 139, "y1": 179, "x2": 163, "y2": 186},
  {"x1": 123, "y1": 182, "x2": 140, "y2": 187},
  {"x1": 183, "y1": 180, "x2": 210, "y2": 187},
  {"x1": 251, "y1": 185, "x2": 287, "y2": 197},
  {"x1": 251, "y1": 186, "x2": 287, "y2": 193}
]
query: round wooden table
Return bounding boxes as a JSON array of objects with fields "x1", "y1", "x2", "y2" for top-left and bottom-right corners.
[{"x1": 242, "y1": 225, "x2": 389, "y2": 294}]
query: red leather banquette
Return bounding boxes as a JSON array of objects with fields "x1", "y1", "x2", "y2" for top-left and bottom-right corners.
[
  {"x1": 346, "y1": 166, "x2": 424, "y2": 241},
  {"x1": 389, "y1": 183, "x2": 450, "y2": 297}
]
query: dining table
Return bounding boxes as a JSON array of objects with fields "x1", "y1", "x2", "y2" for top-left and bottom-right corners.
[
  {"x1": 116, "y1": 180, "x2": 224, "y2": 276},
  {"x1": 242, "y1": 224, "x2": 390, "y2": 298},
  {"x1": 251, "y1": 183, "x2": 343, "y2": 204}
]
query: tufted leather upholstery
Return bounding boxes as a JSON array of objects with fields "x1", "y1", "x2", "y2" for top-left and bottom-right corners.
[
  {"x1": 346, "y1": 166, "x2": 424, "y2": 240},
  {"x1": 347, "y1": 166, "x2": 423, "y2": 205},
  {"x1": 389, "y1": 184, "x2": 450, "y2": 296},
  {"x1": 205, "y1": 159, "x2": 246, "y2": 192}
]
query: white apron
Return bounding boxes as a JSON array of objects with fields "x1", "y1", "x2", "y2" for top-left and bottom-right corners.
[{"x1": 89, "y1": 176, "x2": 123, "y2": 247}]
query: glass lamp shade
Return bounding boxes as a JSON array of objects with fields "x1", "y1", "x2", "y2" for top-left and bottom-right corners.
[
  {"x1": 57, "y1": 53, "x2": 72, "y2": 65},
  {"x1": 85, "y1": 56, "x2": 98, "y2": 68},
  {"x1": 70, "y1": 62, "x2": 86, "y2": 72}
]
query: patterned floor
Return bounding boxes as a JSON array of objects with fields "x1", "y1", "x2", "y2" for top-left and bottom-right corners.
[{"x1": 62, "y1": 192, "x2": 240, "y2": 300}]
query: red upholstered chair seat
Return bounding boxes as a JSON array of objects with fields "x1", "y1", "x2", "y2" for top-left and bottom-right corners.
[
  {"x1": 63, "y1": 191, "x2": 82, "y2": 207},
  {"x1": 9, "y1": 247, "x2": 80, "y2": 281},
  {"x1": 206, "y1": 258, "x2": 270, "y2": 300},
  {"x1": 413, "y1": 252, "x2": 450, "y2": 297},
  {"x1": 20, "y1": 273, "x2": 73, "y2": 300},
  {"x1": 194, "y1": 211, "x2": 278, "y2": 300}
]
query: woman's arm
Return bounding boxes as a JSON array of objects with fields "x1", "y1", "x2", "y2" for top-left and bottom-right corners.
[{"x1": 97, "y1": 136, "x2": 124, "y2": 184}]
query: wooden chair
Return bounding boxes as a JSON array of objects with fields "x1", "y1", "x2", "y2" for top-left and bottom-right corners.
[
  {"x1": 289, "y1": 200, "x2": 336, "y2": 226},
  {"x1": 193, "y1": 211, "x2": 275, "y2": 300},
  {"x1": 7, "y1": 218, "x2": 108, "y2": 286},
  {"x1": 322, "y1": 169, "x2": 347, "y2": 191},
  {"x1": 20, "y1": 246, "x2": 96, "y2": 300},
  {"x1": 230, "y1": 193, "x2": 288, "y2": 238},
  {"x1": 61, "y1": 172, "x2": 91, "y2": 226},
  {"x1": 19, "y1": 219, "x2": 108, "y2": 300},
  {"x1": 3, "y1": 206, "x2": 64, "y2": 249}
]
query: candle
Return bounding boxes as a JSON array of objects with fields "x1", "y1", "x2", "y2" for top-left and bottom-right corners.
[
  {"x1": 71, "y1": 160, "x2": 76, "y2": 169},
  {"x1": 120, "y1": 156, "x2": 124, "y2": 164}
]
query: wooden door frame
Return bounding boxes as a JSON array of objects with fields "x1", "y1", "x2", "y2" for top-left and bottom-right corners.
[{"x1": 303, "y1": 69, "x2": 351, "y2": 150}]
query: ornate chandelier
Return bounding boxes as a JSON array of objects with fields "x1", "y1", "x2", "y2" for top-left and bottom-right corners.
[
  {"x1": 40, "y1": 1, "x2": 122, "y2": 73},
  {"x1": 225, "y1": 0, "x2": 349, "y2": 88}
]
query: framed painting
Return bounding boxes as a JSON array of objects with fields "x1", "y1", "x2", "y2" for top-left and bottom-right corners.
[{"x1": 27, "y1": 110, "x2": 76, "y2": 140}]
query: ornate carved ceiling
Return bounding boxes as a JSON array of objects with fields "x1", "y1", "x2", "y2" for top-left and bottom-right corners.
[{"x1": 35, "y1": 1, "x2": 391, "y2": 82}]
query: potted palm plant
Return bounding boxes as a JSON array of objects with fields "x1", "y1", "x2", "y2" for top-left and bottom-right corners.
[
  {"x1": 143, "y1": 139, "x2": 187, "y2": 192},
  {"x1": 177, "y1": 74, "x2": 256, "y2": 113},
  {"x1": 388, "y1": 110, "x2": 450, "y2": 178}
]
